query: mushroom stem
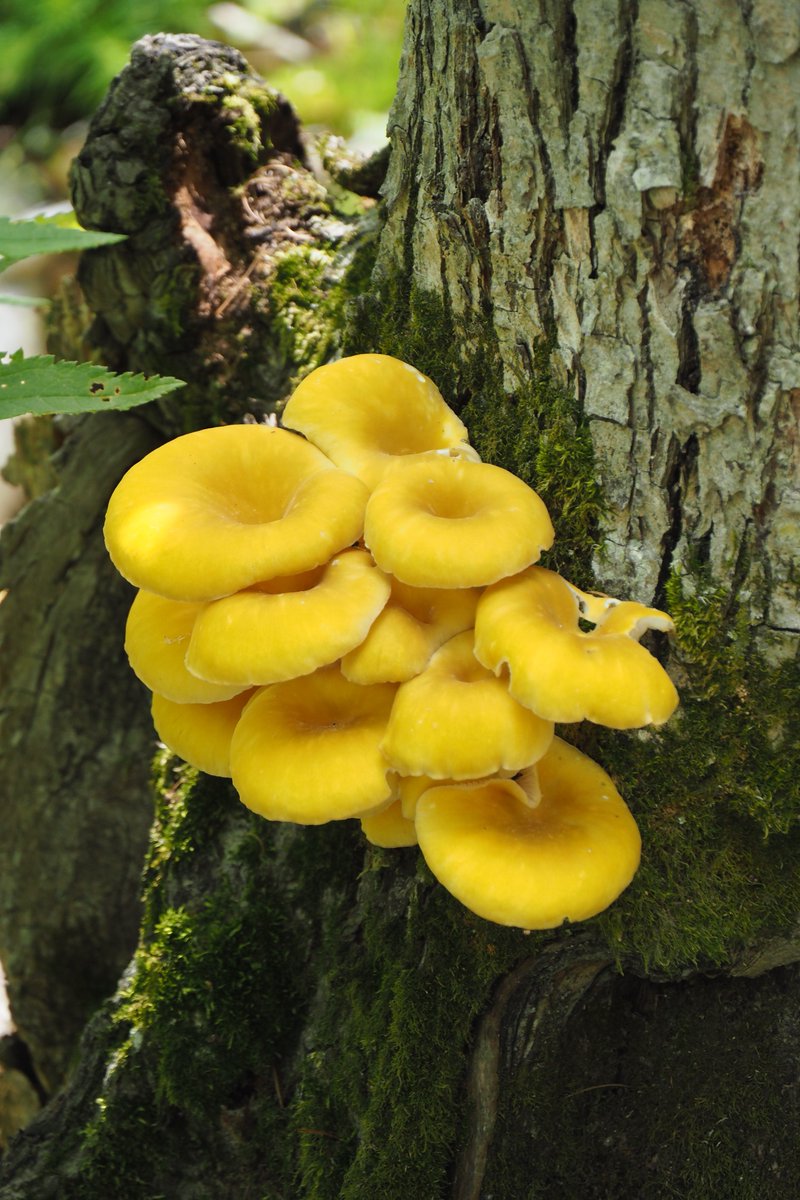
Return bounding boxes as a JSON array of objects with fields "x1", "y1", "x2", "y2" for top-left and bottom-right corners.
[{"x1": 515, "y1": 764, "x2": 542, "y2": 809}]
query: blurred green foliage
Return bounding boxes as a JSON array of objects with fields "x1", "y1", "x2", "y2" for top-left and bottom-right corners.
[
  {"x1": 0, "y1": 0, "x2": 407, "y2": 144},
  {"x1": 268, "y1": 0, "x2": 407, "y2": 141},
  {"x1": 0, "y1": 1, "x2": 215, "y2": 128}
]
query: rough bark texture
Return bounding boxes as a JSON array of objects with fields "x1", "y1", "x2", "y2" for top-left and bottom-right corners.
[
  {"x1": 69, "y1": 33, "x2": 342, "y2": 419},
  {"x1": 0, "y1": 413, "x2": 159, "y2": 1093},
  {"x1": 378, "y1": 0, "x2": 800, "y2": 648},
  {"x1": 0, "y1": 7, "x2": 799, "y2": 1198}
]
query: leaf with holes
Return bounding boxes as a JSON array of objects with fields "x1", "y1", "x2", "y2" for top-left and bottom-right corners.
[
  {"x1": 0, "y1": 352, "x2": 185, "y2": 419},
  {"x1": 0, "y1": 213, "x2": 126, "y2": 272}
]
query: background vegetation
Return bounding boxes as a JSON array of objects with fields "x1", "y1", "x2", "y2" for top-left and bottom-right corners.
[{"x1": 1, "y1": 0, "x2": 407, "y2": 211}]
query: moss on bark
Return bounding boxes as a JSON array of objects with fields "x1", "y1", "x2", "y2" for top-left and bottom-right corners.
[{"x1": 57, "y1": 759, "x2": 533, "y2": 1200}]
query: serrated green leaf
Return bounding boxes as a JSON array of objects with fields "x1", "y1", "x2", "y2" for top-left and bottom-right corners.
[
  {"x1": 0, "y1": 352, "x2": 185, "y2": 419},
  {"x1": 0, "y1": 213, "x2": 127, "y2": 272}
]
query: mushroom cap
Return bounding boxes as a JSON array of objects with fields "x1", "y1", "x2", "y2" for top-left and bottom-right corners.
[
  {"x1": 565, "y1": 580, "x2": 676, "y2": 637},
  {"x1": 415, "y1": 737, "x2": 641, "y2": 929},
  {"x1": 360, "y1": 799, "x2": 418, "y2": 848},
  {"x1": 104, "y1": 424, "x2": 369, "y2": 601},
  {"x1": 281, "y1": 353, "x2": 477, "y2": 490},
  {"x1": 151, "y1": 690, "x2": 254, "y2": 777},
  {"x1": 396, "y1": 769, "x2": 513, "y2": 820},
  {"x1": 364, "y1": 455, "x2": 554, "y2": 588},
  {"x1": 592, "y1": 600, "x2": 675, "y2": 638},
  {"x1": 397, "y1": 773, "x2": 443, "y2": 821},
  {"x1": 474, "y1": 567, "x2": 679, "y2": 728},
  {"x1": 125, "y1": 590, "x2": 246, "y2": 704},
  {"x1": 381, "y1": 631, "x2": 554, "y2": 780},
  {"x1": 341, "y1": 577, "x2": 480, "y2": 684},
  {"x1": 230, "y1": 666, "x2": 397, "y2": 824},
  {"x1": 185, "y1": 550, "x2": 391, "y2": 687}
]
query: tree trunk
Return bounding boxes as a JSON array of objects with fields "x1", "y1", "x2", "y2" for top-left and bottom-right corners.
[{"x1": 1, "y1": 5, "x2": 799, "y2": 1197}]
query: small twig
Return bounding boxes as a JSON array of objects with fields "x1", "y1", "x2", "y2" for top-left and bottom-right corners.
[
  {"x1": 217, "y1": 259, "x2": 257, "y2": 317},
  {"x1": 564, "y1": 1083, "x2": 630, "y2": 1098},
  {"x1": 272, "y1": 1063, "x2": 285, "y2": 1109}
]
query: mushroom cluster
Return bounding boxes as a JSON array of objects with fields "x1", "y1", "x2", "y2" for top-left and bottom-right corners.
[{"x1": 104, "y1": 353, "x2": 679, "y2": 930}]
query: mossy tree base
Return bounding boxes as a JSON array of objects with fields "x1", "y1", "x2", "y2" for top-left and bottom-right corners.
[{"x1": 3, "y1": 763, "x2": 799, "y2": 1199}]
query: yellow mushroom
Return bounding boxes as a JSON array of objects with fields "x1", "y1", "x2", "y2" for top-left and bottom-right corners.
[
  {"x1": 281, "y1": 353, "x2": 478, "y2": 489},
  {"x1": 341, "y1": 576, "x2": 480, "y2": 684},
  {"x1": 125, "y1": 590, "x2": 247, "y2": 704},
  {"x1": 415, "y1": 738, "x2": 641, "y2": 929},
  {"x1": 104, "y1": 424, "x2": 369, "y2": 601},
  {"x1": 396, "y1": 769, "x2": 514, "y2": 820},
  {"x1": 564, "y1": 579, "x2": 676, "y2": 636},
  {"x1": 381, "y1": 631, "x2": 554, "y2": 780},
  {"x1": 591, "y1": 599, "x2": 676, "y2": 638},
  {"x1": 474, "y1": 566, "x2": 679, "y2": 728},
  {"x1": 360, "y1": 799, "x2": 418, "y2": 848},
  {"x1": 364, "y1": 455, "x2": 554, "y2": 588},
  {"x1": 185, "y1": 550, "x2": 391, "y2": 687},
  {"x1": 230, "y1": 666, "x2": 397, "y2": 824},
  {"x1": 151, "y1": 690, "x2": 254, "y2": 777},
  {"x1": 396, "y1": 773, "x2": 443, "y2": 821}
]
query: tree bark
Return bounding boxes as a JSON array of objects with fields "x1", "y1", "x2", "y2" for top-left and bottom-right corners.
[
  {"x1": 378, "y1": 0, "x2": 799, "y2": 640},
  {"x1": 0, "y1": 413, "x2": 159, "y2": 1092},
  {"x1": 1, "y1": 6, "x2": 799, "y2": 1197}
]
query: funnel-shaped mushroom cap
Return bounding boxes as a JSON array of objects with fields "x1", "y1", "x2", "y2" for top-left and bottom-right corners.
[
  {"x1": 341, "y1": 577, "x2": 480, "y2": 684},
  {"x1": 415, "y1": 738, "x2": 641, "y2": 929},
  {"x1": 105, "y1": 425, "x2": 369, "y2": 601},
  {"x1": 186, "y1": 550, "x2": 391, "y2": 687},
  {"x1": 381, "y1": 631, "x2": 554, "y2": 780},
  {"x1": 152, "y1": 690, "x2": 254, "y2": 777},
  {"x1": 475, "y1": 567, "x2": 679, "y2": 729},
  {"x1": 230, "y1": 666, "x2": 397, "y2": 824},
  {"x1": 364, "y1": 456, "x2": 554, "y2": 588},
  {"x1": 125, "y1": 590, "x2": 248, "y2": 703},
  {"x1": 360, "y1": 799, "x2": 418, "y2": 848},
  {"x1": 281, "y1": 354, "x2": 478, "y2": 490}
]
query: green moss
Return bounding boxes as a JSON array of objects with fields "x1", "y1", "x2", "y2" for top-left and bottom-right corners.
[
  {"x1": 69, "y1": 762, "x2": 377, "y2": 1199},
  {"x1": 344, "y1": 272, "x2": 605, "y2": 584},
  {"x1": 269, "y1": 227, "x2": 381, "y2": 391},
  {"x1": 127, "y1": 765, "x2": 303, "y2": 1116},
  {"x1": 292, "y1": 851, "x2": 530, "y2": 1200},
  {"x1": 184, "y1": 75, "x2": 278, "y2": 170},
  {"x1": 131, "y1": 167, "x2": 169, "y2": 226},
  {"x1": 590, "y1": 568, "x2": 800, "y2": 973},
  {"x1": 269, "y1": 247, "x2": 339, "y2": 375},
  {"x1": 219, "y1": 87, "x2": 273, "y2": 165},
  {"x1": 149, "y1": 261, "x2": 203, "y2": 341},
  {"x1": 67, "y1": 765, "x2": 302, "y2": 1197}
]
